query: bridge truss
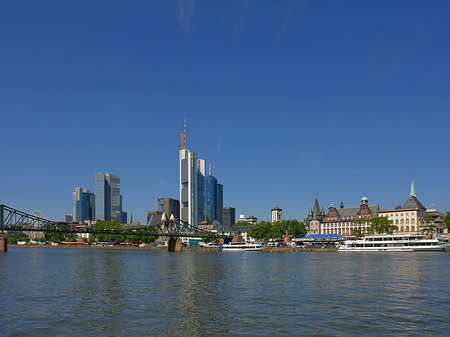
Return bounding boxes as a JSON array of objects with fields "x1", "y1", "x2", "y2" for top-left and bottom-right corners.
[{"x1": 0, "y1": 204, "x2": 227, "y2": 239}]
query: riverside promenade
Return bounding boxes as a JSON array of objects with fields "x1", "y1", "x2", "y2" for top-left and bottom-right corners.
[{"x1": 8, "y1": 244, "x2": 338, "y2": 252}]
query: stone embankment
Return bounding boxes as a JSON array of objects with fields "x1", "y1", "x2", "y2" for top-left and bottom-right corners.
[
  {"x1": 264, "y1": 247, "x2": 338, "y2": 252},
  {"x1": 9, "y1": 244, "x2": 338, "y2": 252},
  {"x1": 8, "y1": 244, "x2": 220, "y2": 252}
]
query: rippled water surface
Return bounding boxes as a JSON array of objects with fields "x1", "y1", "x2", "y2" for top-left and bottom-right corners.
[{"x1": 1, "y1": 248, "x2": 450, "y2": 336}]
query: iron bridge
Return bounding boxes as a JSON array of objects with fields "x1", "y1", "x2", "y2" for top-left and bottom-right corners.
[{"x1": 0, "y1": 204, "x2": 228, "y2": 239}]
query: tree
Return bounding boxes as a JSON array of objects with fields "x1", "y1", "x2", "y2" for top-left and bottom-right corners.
[
  {"x1": 247, "y1": 220, "x2": 307, "y2": 241},
  {"x1": 7, "y1": 232, "x2": 29, "y2": 243},
  {"x1": 370, "y1": 216, "x2": 398, "y2": 235},
  {"x1": 352, "y1": 218, "x2": 371, "y2": 235},
  {"x1": 285, "y1": 219, "x2": 307, "y2": 238},
  {"x1": 351, "y1": 228, "x2": 364, "y2": 239},
  {"x1": 91, "y1": 221, "x2": 126, "y2": 243},
  {"x1": 421, "y1": 215, "x2": 438, "y2": 238},
  {"x1": 443, "y1": 212, "x2": 450, "y2": 233}
]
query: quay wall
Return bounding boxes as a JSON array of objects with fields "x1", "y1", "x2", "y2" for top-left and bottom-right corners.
[{"x1": 8, "y1": 244, "x2": 337, "y2": 252}]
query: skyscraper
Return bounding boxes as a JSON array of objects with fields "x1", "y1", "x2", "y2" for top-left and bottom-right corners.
[
  {"x1": 163, "y1": 198, "x2": 180, "y2": 220},
  {"x1": 215, "y1": 183, "x2": 223, "y2": 225},
  {"x1": 206, "y1": 175, "x2": 217, "y2": 221},
  {"x1": 72, "y1": 187, "x2": 95, "y2": 222},
  {"x1": 180, "y1": 120, "x2": 215, "y2": 227},
  {"x1": 95, "y1": 172, "x2": 122, "y2": 222},
  {"x1": 223, "y1": 207, "x2": 235, "y2": 227}
]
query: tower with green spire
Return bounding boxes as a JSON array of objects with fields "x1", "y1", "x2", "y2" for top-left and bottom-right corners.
[{"x1": 410, "y1": 179, "x2": 416, "y2": 198}]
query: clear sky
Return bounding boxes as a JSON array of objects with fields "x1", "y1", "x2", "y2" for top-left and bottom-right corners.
[{"x1": 1, "y1": 1, "x2": 450, "y2": 224}]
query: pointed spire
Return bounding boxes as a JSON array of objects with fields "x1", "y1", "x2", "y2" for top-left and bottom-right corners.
[
  {"x1": 410, "y1": 179, "x2": 416, "y2": 198},
  {"x1": 308, "y1": 208, "x2": 313, "y2": 217},
  {"x1": 313, "y1": 197, "x2": 321, "y2": 217},
  {"x1": 161, "y1": 213, "x2": 167, "y2": 223},
  {"x1": 170, "y1": 214, "x2": 175, "y2": 221},
  {"x1": 321, "y1": 207, "x2": 325, "y2": 217},
  {"x1": 340, "y1": 200, "x2": 344, "y2": 209},
  {"x1": 130, "y1": 214, "x2": 133, "y2": 223}
]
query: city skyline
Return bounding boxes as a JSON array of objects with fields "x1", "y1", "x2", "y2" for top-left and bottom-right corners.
[{"x1": 1, "y1": 2, "x2": 450, "y2": 225}]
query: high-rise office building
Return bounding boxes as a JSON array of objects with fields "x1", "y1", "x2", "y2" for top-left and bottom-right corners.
[
  {"x1": 72, "y1": 187, "x2": 95, "y2": 222},
  {"x1": 163, "y1": 198, "x2": 180, "y2": 220},
  {"x1": 206, "y1": 175, "x2": 217, "y2": 221},
  {"x1": 95, "y1": 172, "x2": 122, "y2": 222},
  {"x1": 223, "y1": 207, "x2": 235, "y2": 227},
  {"x1": 156, "y1": 197, "x2": 164, "y2": 212},
  {"x1": 121, "y1": 211, "x2": 128, "y2": 224},
  {"x1": 215, "y1": 183, "x2": 223, "y2": 225},
  {"x1": 179, "y1": 120, "x2": 223, "y2": 227}
]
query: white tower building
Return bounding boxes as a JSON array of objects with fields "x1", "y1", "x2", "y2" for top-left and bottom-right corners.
[{"x1": 271, "y1": 207, "x2": 282, "y2": 223}]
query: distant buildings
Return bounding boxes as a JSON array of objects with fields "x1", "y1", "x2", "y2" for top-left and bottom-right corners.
[
  {"x1": 163, "y1": 198, "x2": 180, "y2": 220},
  {"x1": 94, "y1": 172, "x2": 126, "y2": 223},
  {"x1": 179, "y1": 121, "x2": 224, "y2": 227},
  {"x1": 72, "y1": 187, "x2": 95, "y2": 222},
  {"x1": 305, "y1": 180, "x2": 433, "y2": 236},
  {"x1": 223, "y1": 207, "x2": 236, "y2": 227},
  {"x1": 271, "y1": 207, "x2": 282, "y2": 223},
  {"x1": 156, "y1": 197, "x2": 164, "y2": 212},
  {"x1": 379, "y1": 180, "x2": 426, "y2": 234},
  {"x1": 65, "y1": 214, "x2": 73, "y2": 222},
  {"x1": 246, "y1": 216, "x2": 258, "y2": 225}
]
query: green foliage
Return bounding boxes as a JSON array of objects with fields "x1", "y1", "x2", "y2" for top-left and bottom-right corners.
[
  {"x1": 248, "y1": 220, "x2": 306, "y2": 241},
  {"x1": 45, "y1": 232, "x2": 67, "y2": 243},
  {"x1": 421, "y1": 224, "x2": 438, "y2": 237},
  {"x1": 7, "y1": 232, "x2": 29, "y2": 243},
  {"x1": 442, "y1": 212, "x2": 450, "y2": 233},
  {"x1": 91, "y1": 221, "x2": 126, "y2": 243},
  {"x1": 90, "y1": 221, "x2": 156, "y2": 244},
  {"x1": 350, "y1": 228, "x2": 364, "y2": 238},
  {"x1": 369, "y1": 216, "x2": 398, "y2": 235}
]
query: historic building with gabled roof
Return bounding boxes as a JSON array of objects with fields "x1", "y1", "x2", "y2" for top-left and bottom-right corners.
[
  {"x1": 306, "y1": 195, "x2": 380, "y2": 236},
  {"x1": 322, "y1": 196, "x2": 380, "y2": 236},
  {"x1": 378, "y1": 180, "x2": 427, "y2": 234}
]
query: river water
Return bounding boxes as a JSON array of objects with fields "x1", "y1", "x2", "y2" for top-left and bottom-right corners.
[{"x1": 1, "y1": 248, "x2": 450, "y2": 336}]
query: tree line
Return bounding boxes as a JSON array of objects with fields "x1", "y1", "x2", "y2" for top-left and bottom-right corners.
[{"x1": 239, "y1": 219, "x2": 307, "y2": 241}]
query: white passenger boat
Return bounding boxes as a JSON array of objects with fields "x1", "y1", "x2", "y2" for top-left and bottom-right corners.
[
  {"x1": 220, "y1": 242, "x2": 265, "y2": 252},
  {"x1": 338, "y1": 234, "x2": 449, "y2": 252}
]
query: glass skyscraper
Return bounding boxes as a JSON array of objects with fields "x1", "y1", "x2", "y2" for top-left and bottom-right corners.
[
  {"x1": 179, "y1": 122, "x2": 224, "y2": 227},
  {"x1": 95, "y1": 172, "x2": 122, "y2": 222},
  {"x1": 72, "y1": 187, "x2": 95, "y2": 222},
  {"x1": 206, "y1": 175, "x2": 217, "y2": 221}
]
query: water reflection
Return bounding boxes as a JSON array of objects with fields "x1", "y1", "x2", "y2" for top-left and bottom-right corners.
[{"x1": 1, "y1": 248, "x2": 450, "y2": 336}]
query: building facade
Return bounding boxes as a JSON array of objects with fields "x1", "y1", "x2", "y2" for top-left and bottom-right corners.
[
  {"x1": 215, "y1": 183, "x2": 223, "y2": 225},
  {"x1": 179, "y1": 122, "x2": 224, "y2": 227},
  {"x1": 72, "y1": 187, "x2": 95, "y2": 222},
  {"x1": 163, "y1": 198, "x2": 180, "y2": 220},
  {"x1": 271, "y1": 207, "x2": 282, "y2": 223},
  {"x1": 322, "y1": 197, "x2": 379, "y2": 236},
  {"x1": 95, "y1": 172, "x2": 122, "y2": 222},
  {"x1": 307, "y1": 196, "x2": 379, "y2": 236},
  {"x1": 378, "y1": 180, "x2": 426, "y2": 234},
  {"x1": 223, "y1": 207, "x2": 236, "y2": 227}
]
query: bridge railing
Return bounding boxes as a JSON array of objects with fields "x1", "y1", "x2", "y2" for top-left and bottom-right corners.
[{"x1": 0, "y1": 204, "x2": 229, "y2": 239}]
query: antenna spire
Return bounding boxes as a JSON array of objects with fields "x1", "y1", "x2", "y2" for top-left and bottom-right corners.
[
  {"x1": 184, "y1": 118, "x2": 187, "y2": 148},
  {"x1": 209, "y1": 161, "x2": 211, "y2": 176}
]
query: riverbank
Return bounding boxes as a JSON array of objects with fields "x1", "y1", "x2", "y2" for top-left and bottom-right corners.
[
  {"x1": 8, "y1": 244, "x2": 337, "y2": 252},
  {"x1": 8, "y1": 244, "x2": 219, "y2": 252}
]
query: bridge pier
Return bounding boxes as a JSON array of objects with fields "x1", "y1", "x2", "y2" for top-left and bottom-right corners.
[
  {"x1": 168, "y1": 237, "x2": 182, "y2": 252},
  {"x1": 0, "y1": 233, "x2": 7, "y2": 252}
]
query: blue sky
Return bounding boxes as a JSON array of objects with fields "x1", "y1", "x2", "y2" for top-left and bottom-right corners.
[{"x1": 1, "y1": 1, "x2": 450, "y2": 224}]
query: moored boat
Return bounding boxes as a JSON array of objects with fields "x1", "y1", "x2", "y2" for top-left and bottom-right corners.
[
  {"x1": 338, "y1": 234, "x2": 449, "y2": 252},
  {"x1": 220, "y1": 242, "x2": 265, "y2": 251}
]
